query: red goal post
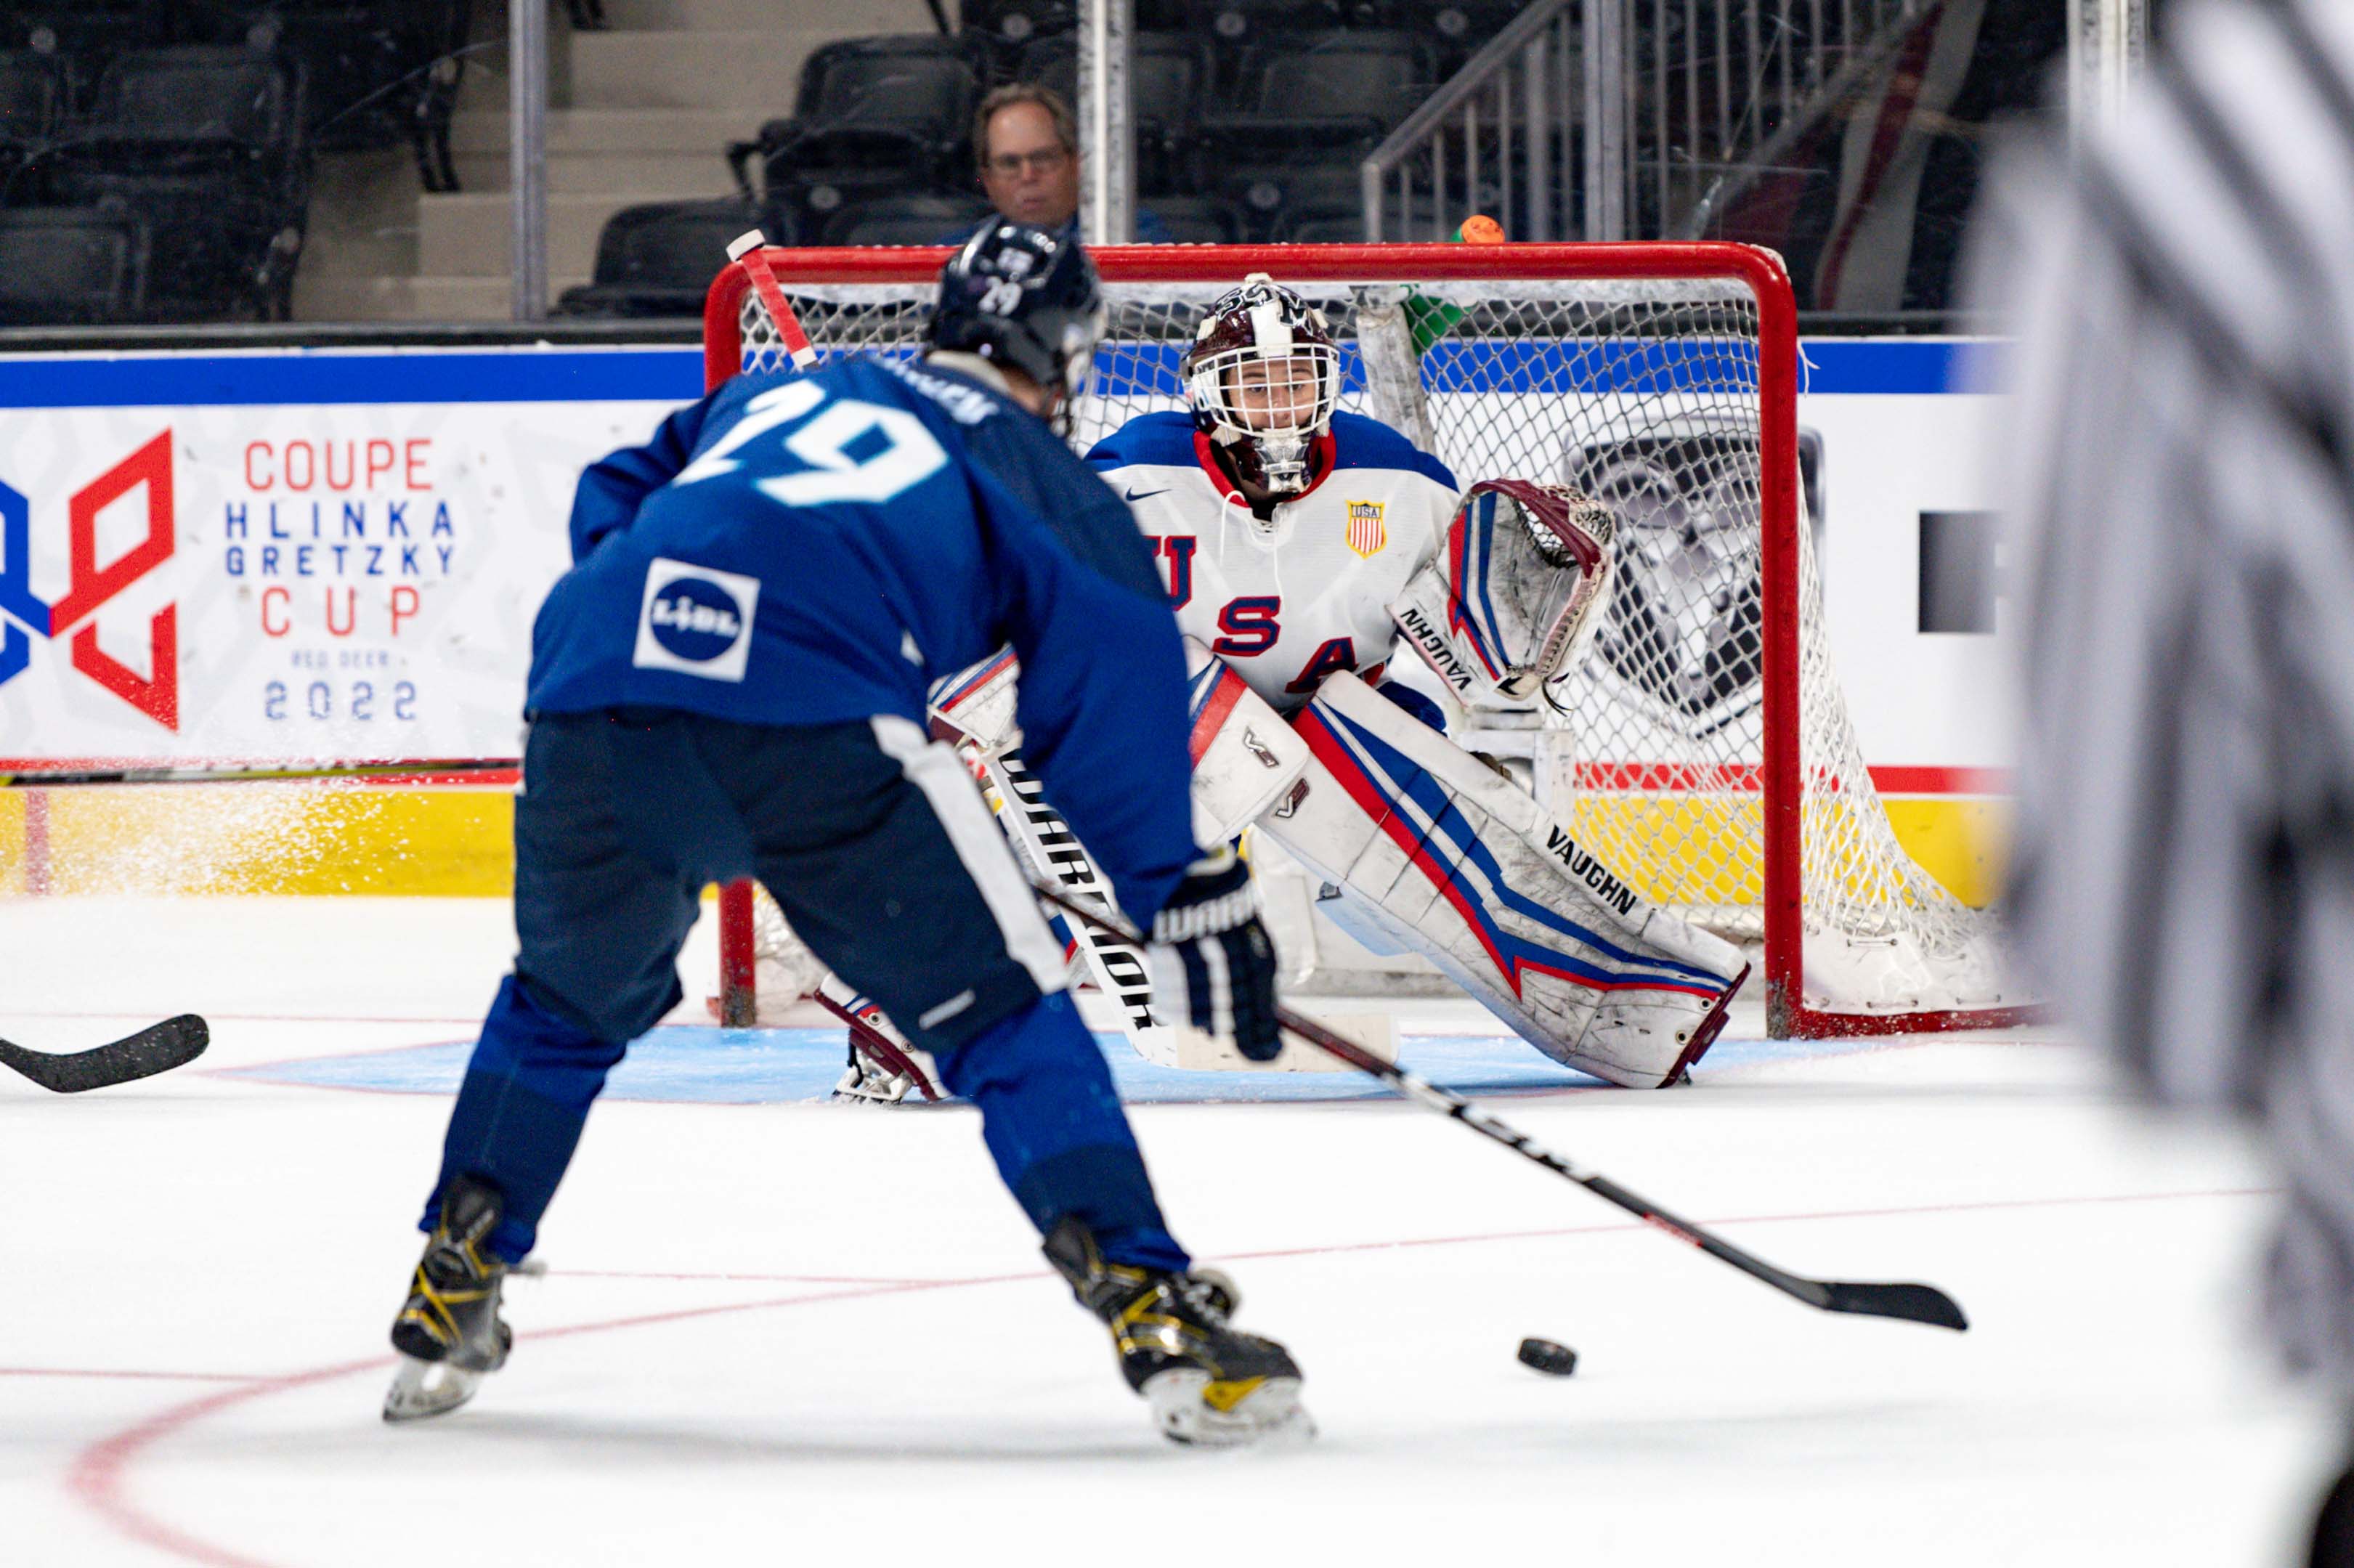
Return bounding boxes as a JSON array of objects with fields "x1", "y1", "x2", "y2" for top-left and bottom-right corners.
[{"x1": 701, "y1": 240, "x2": 2034, "y2": 1040}]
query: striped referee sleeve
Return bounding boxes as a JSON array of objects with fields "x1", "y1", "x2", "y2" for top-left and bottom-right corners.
[{"x1": 1992, "y1": 0, "x2": 2354, "y2": 1377}]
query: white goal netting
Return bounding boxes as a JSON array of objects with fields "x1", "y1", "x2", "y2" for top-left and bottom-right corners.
[{"x1": 715, "y1": 253, "x2": 2018, "y2": 1032}]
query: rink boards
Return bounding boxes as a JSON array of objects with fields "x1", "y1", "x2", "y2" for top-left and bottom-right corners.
[{"x1": 0, "y1": 338, "x2": 2010, "y2": 903}]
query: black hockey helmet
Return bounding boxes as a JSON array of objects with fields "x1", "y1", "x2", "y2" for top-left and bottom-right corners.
[{"x1": 927, "y1": 219, "x2": 1107, "y2": 404}]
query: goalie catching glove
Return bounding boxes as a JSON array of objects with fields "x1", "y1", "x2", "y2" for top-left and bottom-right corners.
[
  {"x1": 1145, "y1": 847, "x2": 1281, "y2": 1060},
  {"x1": 1390, "y1": 478, "x2": 1615, "y2": 704}
]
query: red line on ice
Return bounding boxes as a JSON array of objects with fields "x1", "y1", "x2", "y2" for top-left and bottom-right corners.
[
  {"x1": 66, "y1": 1185, "x2": 2278, "y2": 1567},
  {"x1": 65, "y1": 1275, "x2": 1026, "y2": 1568},
  {"x1": 541, "y1": 1267, "x2": 938, "y2": 1286}
]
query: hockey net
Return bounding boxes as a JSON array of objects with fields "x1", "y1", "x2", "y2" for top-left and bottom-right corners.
[{"x1": 702, "y1": 242, "x2": 2028, "y2": 1039}]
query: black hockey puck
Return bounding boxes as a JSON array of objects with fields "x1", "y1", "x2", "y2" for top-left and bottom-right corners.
[{"x1": 1517, "y1": 1337, "x2": 1578, "y2": 1376}]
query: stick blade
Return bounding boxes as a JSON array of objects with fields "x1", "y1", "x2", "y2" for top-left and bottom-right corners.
[
  {"x1": 0, "y1": 1014, "x2": 210, "y2": 1093},
  {"x1": 1821, "y1": 1280, "x2": 1969, "y2": 1331}
]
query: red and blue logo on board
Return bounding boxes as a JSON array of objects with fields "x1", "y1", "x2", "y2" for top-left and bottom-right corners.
[{"x1": 0, "y1": 431, "x2": 178, "y2": 731}]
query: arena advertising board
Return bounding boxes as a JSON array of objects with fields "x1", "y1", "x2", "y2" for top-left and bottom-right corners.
[
  {"x1": 0, "y1": 340, "x2": 2004, "y2": 778},
  {"x1": 0, "y1": 349, "x2": 697, "y2": 763}
]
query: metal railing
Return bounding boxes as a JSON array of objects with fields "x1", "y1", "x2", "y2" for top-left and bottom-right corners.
[
  {"x1": 1363, "y1": 0, "x2": 1581, "y2": 243},
  {"x1": 1671, "y1": 0, "x2": 1939, "y2": 240},
  {"x1": 1363, "y1": 0, "x2": 1932, "y2": 245}
]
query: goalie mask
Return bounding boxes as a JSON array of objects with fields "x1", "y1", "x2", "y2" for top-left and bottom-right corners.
[{"x1": 1182, "y1": 273, "x2": 1341, "y2": 500}]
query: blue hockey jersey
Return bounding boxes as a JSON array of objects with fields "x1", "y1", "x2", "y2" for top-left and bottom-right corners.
[{"x1": 526, "y1": 354, "x2": 1202, "y2": 922}]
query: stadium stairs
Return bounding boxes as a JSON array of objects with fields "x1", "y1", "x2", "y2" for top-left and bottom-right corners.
[{"x1": 295, "y1": 0, "x2": 941, "y2": 322}]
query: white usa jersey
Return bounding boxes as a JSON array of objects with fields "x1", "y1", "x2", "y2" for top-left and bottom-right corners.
[{"x1": 1084, "y1": 410, "x2": 1460, "y2": 713}]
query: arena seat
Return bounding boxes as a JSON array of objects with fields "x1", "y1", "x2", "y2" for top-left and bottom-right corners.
[
  {"x1": 176, "y1": 2, "x2": 471, "y2": 191},
  {"x1": 557, "y1": 197, "x2": 777, "y2": 320},
  {"x1": 0, "y1": 2, "x2": 167, "y2": 97},
  {"x1": 728, "y1": 34, "x2": 985, "y2": 250},
  {"x1": 1196, "y1": 29, "x2": 1437, "y2": 163},
  {"x1": 1010, "y1": 33, "x2": 1076, "y2": 108},
  {"x1": 1012, "y1": 31, "x2": 1208, "y2": 195},
  {"x1": 46, "y1": 45, "x2": 309, "y2": 320},
  {"x1": 1180, "y1": 1, "x2": 1393, "y2": 45},
  {"x1": 1143, "y1": 192, "x2": 1243, "y2": 244},
  {"x1": 0, "y1": 47, "x2": 62, "y2": 195},
  {"x1": 1212, "y1": 158, "x2": 1367, "y2": 243},
  {"x1": 1415, "y1": 1, "x2": 1527, "y2": 70},
  {"x1": 961, "y1": 1, "x2": 1190, "y2": 53},
  {"x1": 0, "y1": 203, "x2": 147, "y2": 322},
  {"x1": 1278, "y1": 205, "x2": 1365, "y2": 244},
  {"x1": 962, "y1": 1, "x2": 1076, "y2": 49},
  {"x1": 819, "y1": 192, "x2": 994, "y2": 248}
]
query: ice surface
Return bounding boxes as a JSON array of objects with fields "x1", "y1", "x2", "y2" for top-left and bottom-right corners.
[{"x1": 1, "y1": 895, "x2": 2337, "y2": 1567}]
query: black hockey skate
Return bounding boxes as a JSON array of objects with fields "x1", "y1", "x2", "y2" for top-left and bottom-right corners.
[
  {"x1": 1044, "y1": 1217, "x2": 1312, "y2": 1447},
  {"x1": 383, "y1": 1174, "x2": 515, "y2": 1423}
]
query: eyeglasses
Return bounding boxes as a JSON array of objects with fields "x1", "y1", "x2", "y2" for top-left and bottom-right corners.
[{"x1": 984, "y1": 147, "x2": 1072, "y2": 178}]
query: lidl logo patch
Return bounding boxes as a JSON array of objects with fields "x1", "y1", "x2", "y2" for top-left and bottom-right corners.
[
  {"x1": 649, "y1": 578, "x2": 743, "y2": 654},
  {"x1": 0, "y1": 431, "x2": 179, "y2": 729},
  {"x1": 633, "y1": 556, "x2": 758, "y2": 681}
]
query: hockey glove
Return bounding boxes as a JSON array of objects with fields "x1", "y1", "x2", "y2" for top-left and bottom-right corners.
[{"x1": 1146, "y1": 848, "x2": 1281, "y2": 1060}]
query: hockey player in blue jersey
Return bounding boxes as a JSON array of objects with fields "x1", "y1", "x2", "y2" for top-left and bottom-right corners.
[{"x1": 382, "y1": 222, "x2": 1307, "y2": 1447}]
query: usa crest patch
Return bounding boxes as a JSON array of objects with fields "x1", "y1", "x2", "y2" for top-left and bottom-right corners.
[{"x1": 1345, "y1": 500, "x2": 1386, "y2": 558}]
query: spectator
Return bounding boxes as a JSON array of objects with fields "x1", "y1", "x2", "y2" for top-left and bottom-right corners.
[{"x1": 956, "y1": 84, "x2": 1173, "y2": 244}]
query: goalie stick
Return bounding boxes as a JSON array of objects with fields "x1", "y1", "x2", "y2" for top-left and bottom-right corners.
[
  {"x1": 982, "y1": 747, "x2": 1163, "y2": 1042},
  {"x1": 808, "y1": 986, "x2": 941, "y2": 1104},
  {"x1": 0, "y1": 1015, "x2": 210, "y2": 1093},
  {"x1": 1028, "y1": 880, "x2": 1969, "y2": 1333}
]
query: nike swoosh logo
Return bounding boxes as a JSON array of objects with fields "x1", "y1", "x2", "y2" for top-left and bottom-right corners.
[{"x1": 1123, "y1": 486, "x2": 1170, "y2": 503}]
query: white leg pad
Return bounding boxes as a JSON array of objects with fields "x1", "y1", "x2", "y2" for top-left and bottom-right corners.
[{"x1": 1259, "y1": 673, "x2": 1748, "y2": 1087}]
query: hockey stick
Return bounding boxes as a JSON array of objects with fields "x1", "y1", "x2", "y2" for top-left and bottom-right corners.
[
  {"x1": 983, "y1": 748, "x2": 1165, "y2": 1043},
  {"x1": 0, "y1": 1015, "x2": 209, "y2": 1093},
  {"x1": 1028, "y1": 880, "x2": 1969, "y2": 1333},
  {"x1": 1, "y1": 760, "x2": 518, "y2": 787}
]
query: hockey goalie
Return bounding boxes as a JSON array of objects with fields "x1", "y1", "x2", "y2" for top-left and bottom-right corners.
[{"x1": 833, "y1": 273, "x2": 1748, "y2": 1099}]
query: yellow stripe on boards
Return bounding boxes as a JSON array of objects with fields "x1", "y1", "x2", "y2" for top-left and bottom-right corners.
[
  {"x1": 3, "y1": 785, "x2": 516, "y2": 897},
  {"x1": 0, "y1": 791, "x2": 23, "y2": 895},
  {"x1": 0, "y1": 787, "x2": 2011, "y2": 908},
  {"x1": 1534, "y1": 793, "x2": 2010, "y2": 912},
  {"x1": 1880, "y1": 796, "x2": 2010, "y2": 910}
]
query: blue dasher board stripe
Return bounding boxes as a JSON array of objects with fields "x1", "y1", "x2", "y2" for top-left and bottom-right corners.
[{"x1": 0, "y1": 339, "x2": 1977, "y2": 409}]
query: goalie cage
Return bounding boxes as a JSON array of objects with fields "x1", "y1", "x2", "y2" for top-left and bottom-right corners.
[{"x1": 699, "y1": 240, "x2": 2034, "y2": 1040}]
